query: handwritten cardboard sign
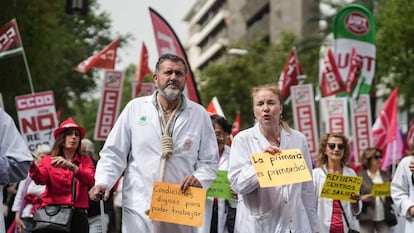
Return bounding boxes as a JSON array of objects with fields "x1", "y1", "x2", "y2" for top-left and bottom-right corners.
[
  {"x1": 206, "y1": 170, "x2": 233, "y2": 199},
  {"x1": 370, "y1": 182, "x2": 391, "y2": 197},
  {"x1": 320, "y1": 173, "x2": 362, "y2": 202},
  {"x1": 250, "y1": 149, "x2": 312, "y2": 187},
  {"x1": 148, "y1": 181, "x2": 206, "y2": 227}
]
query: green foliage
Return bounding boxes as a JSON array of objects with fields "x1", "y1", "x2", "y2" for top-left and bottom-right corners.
[
  {"x1": 199, "y1": 32, "x2": 315, "y2": 129},
  {"x1": 376, "y1": 0, "x2": 414, "y2": 110},
  {"x1": 0, "y1": 0, "x2": 130, "y2": 121}
]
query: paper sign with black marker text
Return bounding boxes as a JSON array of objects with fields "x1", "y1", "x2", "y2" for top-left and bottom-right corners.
[
  {"x1": 320, "y1": 173, "x2": 362, "y2": 202},
  {"x1": 149, "y1": 181, "x2": 206, "y2": 227},
  {"x1": 250, "y1": 149, "x2": 312, "y2": 187}
]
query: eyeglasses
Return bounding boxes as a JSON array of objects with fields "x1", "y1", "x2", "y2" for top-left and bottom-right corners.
[{"x1": 327, "y1": 143, "x2": 345, "y2": 150}]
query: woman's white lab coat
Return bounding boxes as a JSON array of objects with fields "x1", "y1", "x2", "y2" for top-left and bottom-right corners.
[
  {"x1": 313, "y1": 166, "x2": 362, "y2": 233},
  {"x1": 391, "y1": 155, "x2": 414, "y2": 233},
  {"x1": 228, "y1": 124, "x2": 318, "y2": 233}
]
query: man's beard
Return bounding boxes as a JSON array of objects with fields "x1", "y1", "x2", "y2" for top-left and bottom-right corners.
[{"x1": 158, "y1": 81, "x2": 182, "y2": 101}]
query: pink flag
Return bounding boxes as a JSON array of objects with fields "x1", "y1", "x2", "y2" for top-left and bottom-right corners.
[
  {"x1": 74, "y1": 39, "x2": 119, "y2": 73},
  {"x1": 206, "y1": 96, "x2": 225, "y2": 117},
  {"x1": 278, "y1": 47, "x2": 302, "y2": 100},
  {"x1": 134, "y1": 42, "x2": 151, "y2": 95},
  {"x1": 319, "y1": 48, "x2": 346, "y2": 97},
  {"x1": 0, "y1": 18, "x2": 23, "y2": 59},
  {"x1": 405, "y1": 119, "x2": 414, "y2": 154},
  {"x1": 346, "y1": 46, "x2": 363, "y2": 94},
  {"x1": 149, "y1": 7, "x2": 200, "y2": 103},
  {"x1": 372, "y1": 88, "x2": 403, "y2": 170}
]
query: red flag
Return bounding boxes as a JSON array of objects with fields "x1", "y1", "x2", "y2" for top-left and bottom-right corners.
[
  {"x1": 0, "y1": 18, "x2": 23, "y2": 59},
  {"x1": 372, "y1": 88, "x2": 403, "y2": 170},
  {"x1": 319, "y1": 48, "x2": 346, "y2": 97},
  {"x1": 278, "y1": 47, "x2": 302, "y2": 100},
  {"x1": 74, "y1": 39, "x2": 119, "y2": 73},
  {"x1": 231, "y1": 112, "x2": 241, "y2": 138},
  {"x1": 346, "y1": 46, "x2": 363, "y2": 94},
  {"x1": 149, "y1": 7, "x2": 200, "y2": 103},
  {"x1": 206, "y1": 97, "x2": 225, "y2": 117},
  {"x1": 134, "y1": 42, "x2": 151, "y2": 95}
]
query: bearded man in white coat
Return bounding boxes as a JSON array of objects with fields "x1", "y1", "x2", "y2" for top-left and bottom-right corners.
[{"x1": 89, "y1": 54, "x2": 219, "y2": 233}]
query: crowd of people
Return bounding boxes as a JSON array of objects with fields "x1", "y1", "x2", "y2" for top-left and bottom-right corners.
[{"x1": 2, "y1": 54, "x2": 414, "y2": 233}]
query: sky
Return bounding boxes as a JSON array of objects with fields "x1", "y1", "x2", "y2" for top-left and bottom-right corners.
[{"x1": 97, "y1": 0, "x2": 197, "y2": 71}]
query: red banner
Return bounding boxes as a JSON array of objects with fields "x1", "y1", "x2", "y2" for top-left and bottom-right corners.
[
  {"x1": 290, "y1": 84, "x2": 319, "y2": 163},
  {"x1": 134, "y1": 42, "x2": 151, "y2": 95},
  {"x1": 346, "y1": 46, "x2": 363, "y2": 94},
  {"x1": 132, "y1": 82, "x2": 156, "y2": 98},
  {"x1": 74, "y1": 39, "x2": 119, "y2": 73},
  {"x1": 278, "y1": 47, "x2": 302, "y2": 100},
  {"x1": 349, "y1": 94, "x2": 373, "y2": 169},
  {"x1": 320, "y1": 48, "x2": 346, "y2": 97},
  {"x1": 94, "y1": 70, "x2": 124, "y2": 140},
  {"x1": 320, "y1": 97, "x2": 349, "y2": 136},
  {"x1": 149, "y1": 8, "x2": 200, "y2": 103},
  {"x1": 0, "y1": 18, "x2": 23, "y2": 59}
]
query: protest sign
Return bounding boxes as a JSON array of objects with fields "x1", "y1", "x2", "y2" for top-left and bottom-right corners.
[
  {"x1": 370, "y1": 182, "x2": 391, "y2": 197},
  {"x1": 206, "y1": 170, "x2": 233, "y2": 199},
  {"x1": 250, "y1": 149, "x2": 312, "y2": 187},
  {"x1": 149, "y1": 181, "x2": 206, "y2": 227},
  {"x1": 320, "y1": 173, "x2": 362, "y2": 202}
]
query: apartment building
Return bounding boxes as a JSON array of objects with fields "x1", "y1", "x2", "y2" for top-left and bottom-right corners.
[{"x1": 184, "y1": 0, "x2": 319, "y2": 70}]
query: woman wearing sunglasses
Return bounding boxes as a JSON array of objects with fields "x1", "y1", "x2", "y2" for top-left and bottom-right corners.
[
  {"x1": 313, "y1": 132, "x2": 362, "y2": 233},
  {"x1": 358, "y1": 147, "x2": 396, "y2": 233}
]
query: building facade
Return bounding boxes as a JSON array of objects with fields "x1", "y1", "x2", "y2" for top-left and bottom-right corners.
[{"x1": 184, "y1": 0, "x2": 319, "y2": 70}]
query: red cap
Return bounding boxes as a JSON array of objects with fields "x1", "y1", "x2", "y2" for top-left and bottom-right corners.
[{"x1": 53, "y1": 117, "x2": 85, "y2": 139}]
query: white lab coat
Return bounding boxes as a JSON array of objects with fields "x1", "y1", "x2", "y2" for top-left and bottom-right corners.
[
  {"x1": 0, "y1": 108, "x2": 33, "y2": 233},
  {"x1": 198, "y1": 146, "x2": 236, "y2": 233},
  {"x1": 313, "y1": 166, "x2": 362, "y2": 233},
  {"x1": 391, "y1": 155, "x2": 414, "y2": 233},
  {"x1": 228, "y1": 124, "x2": 318, "y2": 233},
  {"x1": 95, "y1": 93, "x2": 219, "y2": 233}
]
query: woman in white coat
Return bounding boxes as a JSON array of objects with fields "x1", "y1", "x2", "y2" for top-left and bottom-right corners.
[
  {"x1": 199, "y1": 115, "x2": 236, "y2": 233},
  {"x1": 313, "y1": 132, "x2": 362, "y2": 233},
  {"x1": 228, "y1": 84, "x2": 318, "y2": 233},
  {"x1": 391, "y1": 136, "x2": 414, "y2": 233}
]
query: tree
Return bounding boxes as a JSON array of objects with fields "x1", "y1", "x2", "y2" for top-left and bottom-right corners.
[
  {"x1": 199, "y1": 33, "x2": 307, "y2": 129},
  {"x1": 0, "y1": 0, "x2": 130, "y2": 121},
  {"x1": 376, "y1": 0, "x2": 414, "y2": 111}
]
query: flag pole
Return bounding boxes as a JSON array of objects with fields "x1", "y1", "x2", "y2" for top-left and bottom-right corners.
[
  {"x1": 21, "y1": 48, "x2": 35, "y2": 94},
  {"x1": 14, "y1": 21, "x2": 34, "y2": 94}
]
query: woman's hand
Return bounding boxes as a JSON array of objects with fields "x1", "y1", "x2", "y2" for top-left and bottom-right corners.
[
  {"x1": 51, "y1": 156, "x2": 78, "y2": 173},
  {"x1": 15, "y1": 213, "x2": 25, "y2": 233},
  {"x1": 264, "y1": 145, "x2": 281, "y2": 155},
  {"x1": 360, "y1": 193, "x2": 373, "y2": 202}
]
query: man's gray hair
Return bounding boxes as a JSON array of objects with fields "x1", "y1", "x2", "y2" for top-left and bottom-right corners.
[{"x1": 82, "y1": 138, "x2": 95, "y2": 154}]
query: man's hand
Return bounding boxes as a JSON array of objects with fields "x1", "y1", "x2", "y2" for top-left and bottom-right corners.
[
  {"x1": 89, "y1": 184, "x2": 110, "y2": 201},
  {"x1": 180, "y1": 175, "x2": 201, "y2": 192}
]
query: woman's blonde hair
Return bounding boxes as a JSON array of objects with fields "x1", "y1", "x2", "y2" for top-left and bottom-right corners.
[{"x1": 251, "y1": 84, "x2": 290, "y2": 132}]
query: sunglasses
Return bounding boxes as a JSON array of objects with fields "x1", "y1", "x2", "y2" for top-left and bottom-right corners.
[
  {"x1": 373, "y1": 155, "x2": 383, "y2": 160},
  {"x1": 327, "y1": 143, "x2": 345, "y2": 150}
]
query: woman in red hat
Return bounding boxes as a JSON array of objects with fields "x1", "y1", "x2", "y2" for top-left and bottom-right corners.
[{"x1": 29, "y1": 117, "x2": 95, "y2": 233}]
